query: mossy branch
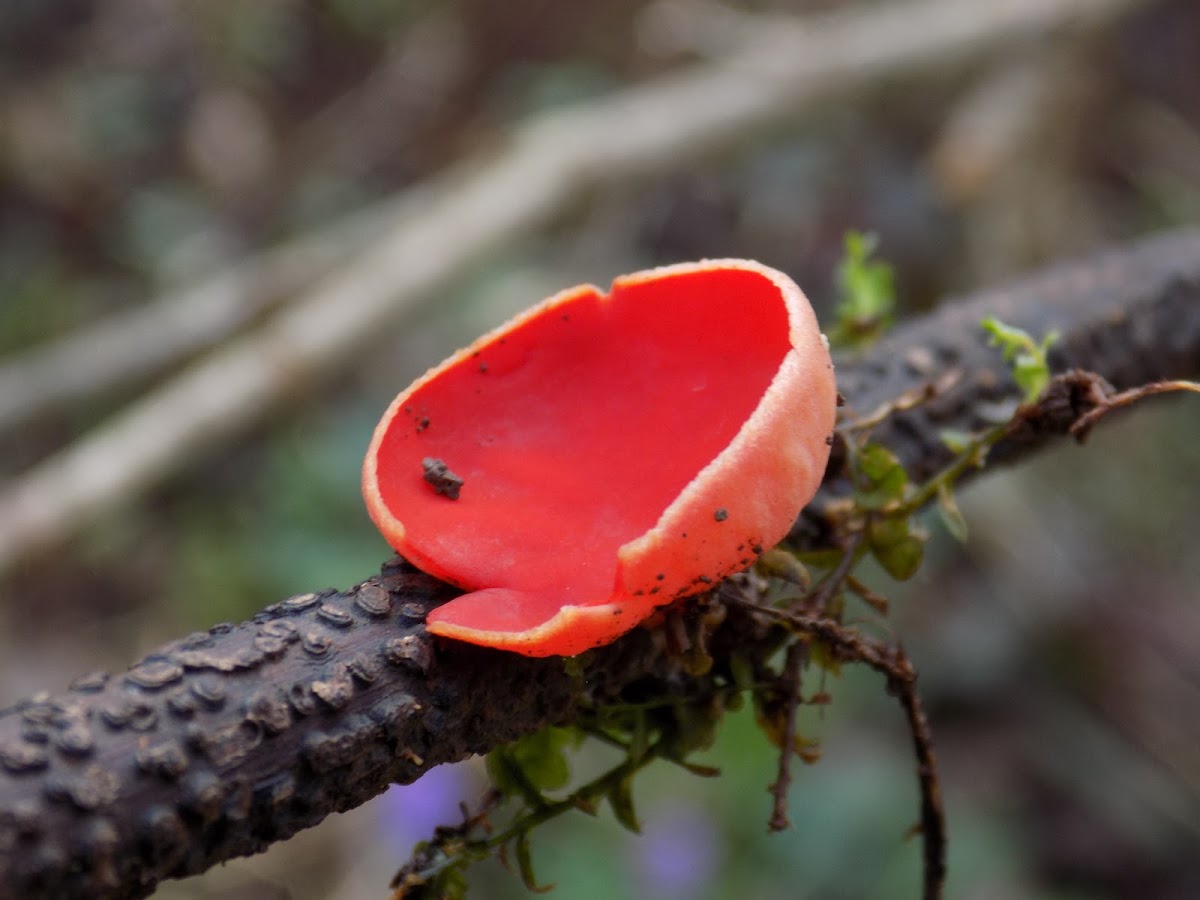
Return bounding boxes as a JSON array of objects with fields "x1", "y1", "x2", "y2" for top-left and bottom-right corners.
[{"x1": 0, "y1": 229, "x2": 1197, "y2": 899}]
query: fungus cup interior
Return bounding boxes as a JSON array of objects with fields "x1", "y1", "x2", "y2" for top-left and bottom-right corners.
[{"x1": 363, "y1": 260, "x2": 836, "y2": 656}]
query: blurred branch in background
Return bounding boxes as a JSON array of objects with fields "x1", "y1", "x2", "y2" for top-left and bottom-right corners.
[
  {"x1": 0, "y1": 194, "x2": 415, "y2": 435},
  {"x1": 0, "y1": 0, "x2": 1145, "y2": 579}
]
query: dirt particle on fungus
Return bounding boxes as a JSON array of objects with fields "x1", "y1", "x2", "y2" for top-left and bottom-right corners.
[
  {"x1": 479, "y1": 361, "x2": 488, "y2": 373},
  {"x1": 416, "y1": 416, "x2": 430, "y2": 432},
  {"x1": 751, "y1": 543, "x2": 763, "y2": 555},
  {"x1": 655, "y1": 573, "x2": 665, "y2": 581},
  {"x1": 714, "y1": 508, "x2": 728, "y2": 522},
  {"x1": 699, "y1": 575, "x2": 713, "y2": 584},
  {"x1": 422, "y1": 457, "x2": 464, "y2": 500}
]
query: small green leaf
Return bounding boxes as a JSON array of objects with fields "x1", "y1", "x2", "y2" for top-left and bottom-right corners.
[
  {"x1": 757, "y1": 548, "x2": 811, "y2": 587},
  {"x1": 485, "y1": 748, "x2": 524, "y2": 800},
  {"x1": 857, "y1": 443, "x2": 901, "y2": 480},
  {"x1": 730, "y1": 651, "x2": 756, "y2": 692},
  {"x1": 866, "y1": 513, "x2": 911, "y2": 549},
  {"x1": 873, "y1": 533, "x2": 925, "y2": 581},
  {"x1": 793, "y1": 548, "x2": 846, "y2": 569},
  {"x1": 608, "y1": 774, "x2": 642, "y2": 834},
  {"x1": 979, "y1": 316, "x2": 1029, "y2": 361},
  {"x1": 810, "y1": 639, "x2": 843, "y2": 677},
  {"x1": 515, "y1": 832, "x2": 553, "y2": 893},
  {"x1": 436, "y1": 867, "x2": 469, "y2": 900},
  {"x1": 1012, "y1": 354, "x2": 1047, "y2": 402},
  {"x1": 829, "y1": 230, "x2": 896, "y2": 349},
  {"x1": 936, "y1": 483, "x2": 969, "y2": 543},
  {"x1": 486, "y1": 728, "x2": 573, "y2": 803},
  {"x1": 854, "y1": 444, "x2": 909, "y2": 509},
  {"x1": 981, "y1": 316, "x2": 1059, "y2": 403},
  {"x1": 513, "y1": 728, "x2": 572, "y2": 793},
  {"x1": 667, "y1": 699, "x2": 720, "y2": 757}
]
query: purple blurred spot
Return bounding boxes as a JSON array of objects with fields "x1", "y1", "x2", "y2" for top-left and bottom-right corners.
[
  {"x1": 631, "y1": 802, "x2": 723, "y2": 898},
  {"x1": 376, "y1": 762, "x2": 471, "y2": 851}
]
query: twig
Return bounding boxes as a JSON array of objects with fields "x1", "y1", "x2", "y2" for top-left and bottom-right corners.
[
  {"x1": 389, "y1": 790, "x2": 504, "y2": 896},
  {"x1": 842, "y1": 370, "x2": 964, "y2": 434},
  {"x1": 767, "y1": 640, "x2": 808, "y2": 832},
  {"x1": 889, "y1": 663, "x2": 946, "y2": 900},
  {"x1": 801, "y1": 530, "x2": 864, "y2": 614},
  {"x1": 1069, "y1": 379, "x2": 1200, "y2": 441},
  {"x1": 0, "y1": 0, "x2": 1145, "y2": 578},
  {"x1": 785, "y1": 613, "x2": 946, "y2": 900},
  {"x1": 846, "y1": 574, "x2": 890, "y2": 615}
]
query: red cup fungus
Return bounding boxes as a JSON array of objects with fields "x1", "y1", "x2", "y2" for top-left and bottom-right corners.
[{"x1": 363, "y1": 260, "x2": 837, "y2": 657}]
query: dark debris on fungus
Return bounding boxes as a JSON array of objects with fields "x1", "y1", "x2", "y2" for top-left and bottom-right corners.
[{"x1": 421, "y1": 458, "x2": 464, "y2": 500}]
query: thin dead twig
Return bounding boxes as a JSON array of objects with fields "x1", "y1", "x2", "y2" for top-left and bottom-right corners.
[
  {"x1": 1069, "y1": 379, "x2": 1200, "y2": 441},
  {"x1": 890, "y1": 662, "x2": 946, "y2": 900},
  {"x1": 750, "y1": 598, "x2": 947, "y2": 898},
  {"x1": 793, "y1": 613, "x2": 946, "y2": 900},
  {"x1": 767, "y1": 640, "x2": 808, "y2": 832}
]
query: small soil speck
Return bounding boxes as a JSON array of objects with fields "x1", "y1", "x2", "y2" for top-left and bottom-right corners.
[
  {"x1": 714, "y1": 508, "x2": 728, "y2": 522},
  {"x1": 422, "y1": 457, "x2": 464, "y2": 500}
]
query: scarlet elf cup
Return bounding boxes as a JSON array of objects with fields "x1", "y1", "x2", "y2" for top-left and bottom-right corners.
[{"x1": 362, "y1": 260, "x2": 837, "y2": 657}]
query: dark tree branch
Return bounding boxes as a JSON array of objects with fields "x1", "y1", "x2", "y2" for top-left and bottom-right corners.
[
  {"x1": 1, "y1": 228, "x2": 1198, "y2": 899},
  {"x1": 791, "y1": 226, "x2": 1200, "y2": 545}
]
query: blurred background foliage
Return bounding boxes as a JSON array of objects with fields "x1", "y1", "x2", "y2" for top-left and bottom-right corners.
[{"x1": 1, "y1": 0, "x2": 1199, "y2": 897}]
